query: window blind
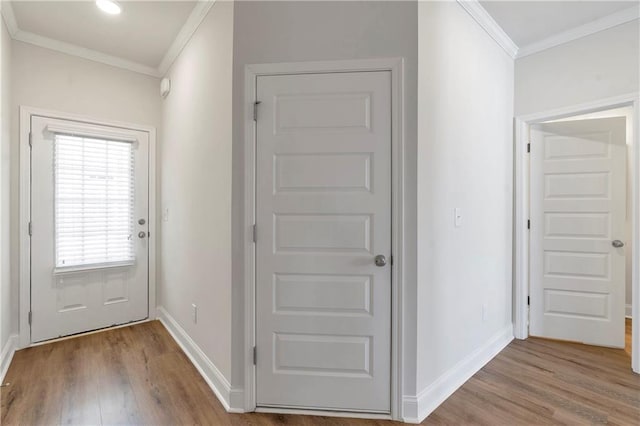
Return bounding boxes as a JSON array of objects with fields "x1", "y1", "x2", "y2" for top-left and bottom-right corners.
[{"x1": 54, "y1": 134, "x2": 136, "y2": 270}]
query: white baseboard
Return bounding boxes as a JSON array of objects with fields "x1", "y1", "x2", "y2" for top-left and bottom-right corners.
[
  {"x1": 256, "y1": 407, "x2": 391, "y2": 420},
  {"x1": 626, "y1": 304, "x2": 633, "y2": 319},
  {"x1": 0, "y1": 334, "x2": 18, "y2": 383},
  {"x1": 156, "y1": 306, "x2": 245, "y2": 413},
  {"x1": 402, "y1": 324, "x2": 514, "y2": 424}
]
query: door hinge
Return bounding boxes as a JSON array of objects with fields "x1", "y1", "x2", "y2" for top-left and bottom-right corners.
[
  {"x1": 252, "y1": 224, "x2": 257, "y2": 243},
  {"x1": 28, "y1": 311, "x2": 32, "y2": 325},
  {"x1": 28, "y1": 132, "x2": 33, "y2": 148},
  {"x1": 527, "y1": 220, "x2": 530, "y2": 230},
  {"x1": 527, "y1": 143, "x2": 530, "y2": 153},
  {"x1": 252, "y1": 346, "x2": 257, "y2": 365},
  {"x1": 28, "y1": 221, "x2": 32, "y2": 236},
  {"x1": 253, "y1": 101, "x2": 261, "y2": 121},
  {"x1": 390, "y1": 255, "x2": 394, "y2": 266},
  {"x1": 527, "y1": 296, "x2": 530, "y2": 306}
]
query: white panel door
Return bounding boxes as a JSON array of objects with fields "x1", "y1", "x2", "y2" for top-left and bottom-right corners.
[
  {"x1": 255, "y1": 71, "x2": 391, "y2": 412},
  {"x1": 530, "y1": 117, "x2": 627, "y2": 348},
  {"x1": 31, "y1": 116, "x2": 149, "y2": 342}
]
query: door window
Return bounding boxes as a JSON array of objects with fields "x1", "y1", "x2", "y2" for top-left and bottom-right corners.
[{"x1": 54, "y1": 134, "x2": 136, "y2": 271}]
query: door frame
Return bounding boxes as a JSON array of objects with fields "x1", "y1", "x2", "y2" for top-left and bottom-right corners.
[
  {"x1": 243, "y1": 58, "x2": 406, "y2": 419},
  {"x1": 18, "y1": 106, "x2": 157, "y2": 348},
  {"x1": 513, "y1": 92, "x2": 640, "y2": 373}
]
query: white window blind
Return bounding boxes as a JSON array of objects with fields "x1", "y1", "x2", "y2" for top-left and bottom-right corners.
[{"x1": 54, "y1": 134, "x2": 136, "y2": 270}]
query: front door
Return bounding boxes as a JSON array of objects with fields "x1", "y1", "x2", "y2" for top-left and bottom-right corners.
[
  {"x1": 529, "y1": 117, "x2": 627, "y2": 348},
  {"x1": 255, "y1": 71, "x2": 392, "y2": 412},
  {"x1": 30, "y1": 116, "x2": 149, "y2": 342}
]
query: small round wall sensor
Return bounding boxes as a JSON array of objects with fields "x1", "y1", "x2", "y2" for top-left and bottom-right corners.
[{"x1": 160, "y1": 78, "x2": 171, "y2": 98}]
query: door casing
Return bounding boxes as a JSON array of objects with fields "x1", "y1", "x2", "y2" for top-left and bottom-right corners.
[
  {"x1": 243, "y1": 58, "x2": 406, "y2": 420},
  {"x1": 18, "y1": 106, "x2": 157, "y2": 348},
  {"x1": 513, "y1": 92, "x2": 640, "y2": 373}
]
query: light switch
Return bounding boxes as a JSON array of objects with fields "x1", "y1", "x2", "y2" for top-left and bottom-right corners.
[
  {"x1": 454, "y1": 208, "x2": 463, "y2": 228},
  {"x1": 162, "y1": 207, "x2": 169, "y2": 222}
]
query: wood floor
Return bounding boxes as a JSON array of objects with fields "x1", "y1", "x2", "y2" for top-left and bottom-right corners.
[{"x1": 1, "y1": 319, "x2": 637, "y2": 425}]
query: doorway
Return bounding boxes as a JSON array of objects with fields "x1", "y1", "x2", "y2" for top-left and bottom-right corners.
[
  {"x1": 529, "y1": 115, "x2": 627, "y2": 347},
  {"x1": 244, "y1": 58, "x2": 406, "y2": 418},
  {"x1": 20, "y1": 109, "x2": 156, "y2": 345},
  {"x1": 514, "y1": 94, "x2": 639, "y2": 373}
]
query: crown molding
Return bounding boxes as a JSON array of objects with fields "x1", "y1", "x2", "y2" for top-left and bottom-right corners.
[
  {"x1": 1, "y1": 0, "x2": 19, "y2": 37},
  {"x1": 0, "y1": 0, "x2": 217, "y2": 79},
  {"x1": 158, "y1": 0, "x2": 215, "y2": 76},
  {"x1": 517, "y1": 4, "x2": 640, "y2": 58},
  {"x1": 456, "y1": 0, "x2": 519, "y2": 59},
  {"x1": 12, "y1": 28, "x2": 161, "y2": 77}
]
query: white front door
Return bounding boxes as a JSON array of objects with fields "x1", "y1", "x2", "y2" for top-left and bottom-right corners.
[
  {"x1": 255, "y1": 71, "x2": 392, "y2": 412},
  {"x1": 530, "y1": 117, "x2": 627, "y2": 348},
  {"x1": 30, "y1": 116, "x2": 149, "y2": 342}
]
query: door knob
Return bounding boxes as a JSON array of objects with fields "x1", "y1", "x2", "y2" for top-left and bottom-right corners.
[
  {"x1": 612, "y1": 240, "x2": 624, "y2": 248},
  {"x1": 138, "y1": 231, "x2": 147, "y2": 239},
  {"x1": 374, "y1": 255, "x2": 387, "y2": 267}
]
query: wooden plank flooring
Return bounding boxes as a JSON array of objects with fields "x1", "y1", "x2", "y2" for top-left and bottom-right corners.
[{"x1": 1, "y1": 319, "x2": 637, "y2": 425}]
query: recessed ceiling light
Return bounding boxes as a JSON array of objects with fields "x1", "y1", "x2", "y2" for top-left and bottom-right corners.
[{"x1": 96, "y1": 0, "x2": 121, "y2": 15}]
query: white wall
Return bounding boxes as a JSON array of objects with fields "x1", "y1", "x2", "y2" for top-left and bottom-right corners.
[
  {"x1": 231, "y1": 0, "x2": 419, "y2": 397},
  {"x1": 0, "y1": 10, "x2": 12, "y2": 353},
  {"x1": 10, "y1": 41, "x2": 162, "y2": 337},
  {"x1": 159, "y1": 0, "x2": 234, "y2": 381},
  {"x1": 515, "y1": 20, "x2": 639, "y2": 116},
  {"x1": 416, "y1": 0, "x2": 514, "y2": 418}
]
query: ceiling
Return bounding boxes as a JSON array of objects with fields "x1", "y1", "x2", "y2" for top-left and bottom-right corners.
[
  {"x1": 480, "y1": 0, "x2": 638, "y2": 48},
  {"x1": 11, "y1": 1, "x2": 196, "y2": 68}
]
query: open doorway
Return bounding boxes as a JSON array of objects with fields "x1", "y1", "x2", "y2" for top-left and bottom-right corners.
[
  {"x1": 547, "y1": 107, "x2": 633, "y2": 359},
  {"x1": 514, "y1": 94, "x2": 639, "y2": 373},
  {"x1": 531, "y1": 108, "x2": 631, "y2": 349}
]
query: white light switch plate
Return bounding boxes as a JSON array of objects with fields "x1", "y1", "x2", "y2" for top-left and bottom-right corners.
[{"x1": 454, "y1": 208, "x2": 463, "y2": 228}]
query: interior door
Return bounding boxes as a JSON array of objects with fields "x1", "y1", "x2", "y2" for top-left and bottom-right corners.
[
  {"x1": 30, "y1": 116, "x2": 149, "y2": 342},
  {"x1": 530, "y1": 117, "x2": 627, "y2": 348},
  {"x1": 255, "y1": 71, "x2": 392, "y2": 412}
]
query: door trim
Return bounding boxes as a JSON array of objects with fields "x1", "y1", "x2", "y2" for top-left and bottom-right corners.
[
  {"x1": 18, "y1": 106, "x2": 157, "y2": 349},
  {"x1": 243, "y1": 58, "x2": 406, "y2": 419},
  {"x1": 513, "y1": 92, "x2": 640, "y2": 373}
]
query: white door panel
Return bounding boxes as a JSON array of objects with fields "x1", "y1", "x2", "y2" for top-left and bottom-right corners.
[
  {"x1": 255, "y1": 71, "x2": 391, "y2": 412},
  {"x1": 530, "y1": 117, "x2": 626, "y2": 348},
  {"x1": 30, "y1": 116, "x2": 149, "y2": 342}
]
